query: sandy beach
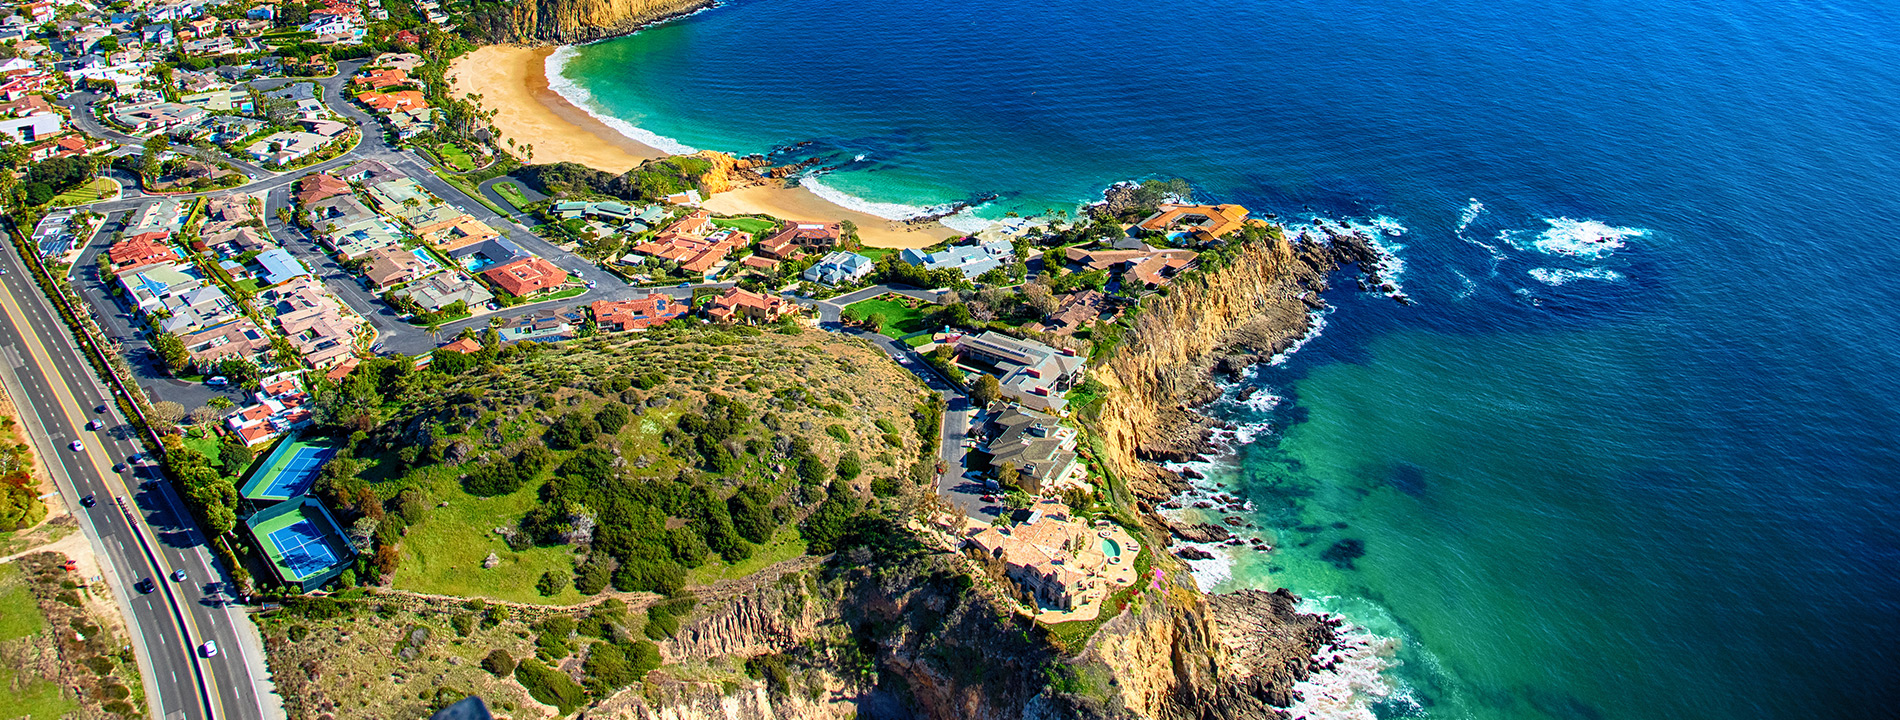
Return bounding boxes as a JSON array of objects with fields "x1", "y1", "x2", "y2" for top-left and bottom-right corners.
[{"x1": 448, "y1": 45, "x2": 958, "y2": 249}]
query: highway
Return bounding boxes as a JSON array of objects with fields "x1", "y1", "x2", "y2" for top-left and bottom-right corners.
[{"x1": 0, "y1": 237, "x2": 278, "y2": 719}]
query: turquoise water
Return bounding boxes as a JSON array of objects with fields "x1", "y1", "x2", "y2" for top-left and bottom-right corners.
[
  {"x1": 554, "y1": 0, "x2": 1900, "y2": 717},
  {"x1": 1101, "y1": 536, "x2": 1121, "y2": 560}
]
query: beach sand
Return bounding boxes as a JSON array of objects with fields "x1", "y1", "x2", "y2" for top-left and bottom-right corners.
[
  {"x1": 448, "y1": 45, "x2": 663, "y2": 173},
  {"x1": 449, "y1": 45, "x2": 960, "y2": 250}
]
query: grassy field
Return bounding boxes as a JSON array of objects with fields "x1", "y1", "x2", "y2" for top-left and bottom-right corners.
[
  {"x1": 492, "y1": 181, "x2": 530, "y2": 212},
  {"x1": 389, "y1": 471, "x2": 591, "y2": 605},
  {"x1": 51, "y1": 178, "x2": 118, "y2": 207},
  {"x1": 685, "y1": 525, "x2": 808, "y2": 586},
  {"x1": 181, "y1": 433, "x2": 221, "y2": 465},
  {"x1": 842, "y1": 295, "x2": 931, "y2": 338},
  {"x1": 437, "y1": 144, "x2": 477, "y2": 172},
  {"x1": 711, "y1": 216, "x2": 779, "y2": 235},
  {"x1": 0, "y1": 563, "x2": 81, "y2": 720}
]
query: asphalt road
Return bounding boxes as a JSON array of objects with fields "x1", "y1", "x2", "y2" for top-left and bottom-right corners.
[{"x1": 0, "y1": 240, "x2": 278, "y2": 720}]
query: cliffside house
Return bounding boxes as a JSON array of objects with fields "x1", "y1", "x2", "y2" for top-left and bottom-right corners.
[
  {"x1": 980, "y1": 407, "x2": 1083, "y2": 494},
  {"x1": 964, "y1": 500, "x2": 1107, "y2": 611},
  {"x1": 1026, "y1": 289, "x2": 1113, "y2": 336},
  {"x1": 1062, "y1": 245, "x2": 1198, "y2": 290},
  {"x1": 1135, "y1": 203, "x2": 1250, "y2": 243},
  {"x1": 954, "y1": 331, "x2": 1086, "y2": 413}
]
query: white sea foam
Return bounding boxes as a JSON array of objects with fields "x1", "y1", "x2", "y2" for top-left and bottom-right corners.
[
  {"x1": 544, "y1": 46, "x2": 701, "y2": 155},
  {"x1": 1308, "y1": 216, "x2": 1408, "y2": 298},
  {"x1": 1528, "y1": 266, "x2": 1624, "y2": 285},
  {"x1": 1452, "y1": 269, "x2": 1477, "y2": 300},
  {"x1": 1503, "y1": 217, "x2": 1649, "y2": 259},
  {"x1": 802, "y1": 177, "x2": 1002, "y2": 235},
  {"x1": 1279, "y1": 605, "x2": 1403, "y2": 720},
  {"x1": 1455, "y1": 198, "x2": 1484, "y2": 233},
  {"x1": 940, "y1": 208, "x2": 1000, "y2": 235},
  {"x1": 1269, "y1": 307, "x2": 1330, "y2": 367}
]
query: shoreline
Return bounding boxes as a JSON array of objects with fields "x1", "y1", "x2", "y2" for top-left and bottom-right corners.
[{"x1": 448, "y1": 45, "x2": 960, "y2": 250}]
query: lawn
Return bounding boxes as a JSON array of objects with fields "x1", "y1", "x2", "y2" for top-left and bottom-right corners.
[
  {"x1": 842, "y1": 295, "x2": 930, "y2": 338},
  {"x1": 0, "y1": 564, "x2": 42, "y2": 641},
  {"x1": 492, "y1": 181, "x2": 530, "y2": 212},
  {"x1": 231, "y1": 278, "x2": 261, "y2": 294},
  {"x1": 181, "y1": 433, "x2": 221, "y2": 466},
  {"x1": 684, "y1": 525, "x2": 808, "y2": 586},
  {"x1": 538, "y1": 286, "x2": 588, "y2": 302},
  {"x1": 389, "y1": 471, "x2": 592, "y2": 606},
  {"x1": 50, "y1": 178, "x2": 118, "y2": 207},
  {"x1": 436, "y1": 144, "x2": 476, "y2": 172},
  {"x1": 711, "y1": 216, "x2": 779, "y2": 235}
]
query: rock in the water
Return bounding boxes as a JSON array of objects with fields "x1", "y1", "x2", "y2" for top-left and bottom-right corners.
[
  {"x1": 1167, "y1": 520, "x2": 1232, "y2": 544},
  {"x1": 1176, "y1": 547, "x2": 1216, "y2": 561}
]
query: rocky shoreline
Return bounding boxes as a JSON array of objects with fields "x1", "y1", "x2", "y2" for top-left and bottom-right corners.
[{"x1": 1076, "y1": 205, "x2": 1402, "y2": 717}]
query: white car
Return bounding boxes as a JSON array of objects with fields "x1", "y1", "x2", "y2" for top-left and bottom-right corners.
[
  {"x1": 205, "y1": 376, "x2": 229, "y2": 387},
  {"x1": 199, "y1": 640, "x2": 217, "y2": 657},
  {"x1": 68, "y1": 440, "x2": 84, "y2": 452}
]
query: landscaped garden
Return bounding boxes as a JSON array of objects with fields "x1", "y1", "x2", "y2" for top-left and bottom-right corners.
[
  {"x1": 710, "y1": 216, "x2": 778, "y2": 235},
  {"x1": 842, "y1": 294, "x2": 932, "y2": 339}
]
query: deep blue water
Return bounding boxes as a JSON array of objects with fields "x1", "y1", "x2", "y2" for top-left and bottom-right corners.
[{"x1": 555, "y1": 0, "x2": 1900, "y2": 717}]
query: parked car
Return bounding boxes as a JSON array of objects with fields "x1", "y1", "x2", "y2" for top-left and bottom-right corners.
[{"x1": 206, "y1": 376, "x2": 229, "y2": 387}]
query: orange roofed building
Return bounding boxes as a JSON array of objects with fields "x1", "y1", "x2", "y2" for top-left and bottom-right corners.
[
  {"x1": 703, "y1": 287, "x2": 788, "y2": 324},
  {"x1": 438, "y1": 337, "x2": 483, "y2": 354},
  {"x1": 357, "y1": 90, "x2": 427, "y2": 113},
  {"x1": 482, "y1": 256, "x2": 568, "y2": 297},
  {"x1": 630, "y1": 209, "x2": 750, "y2": 276},
  {"x1": 591, "y1": 294, "x2": 685, "y2": 332},
  {"x1": 1136, "y1": 203, "x2": 1250, "y2": 243},
  {"x1": 107, "y1": 235, "x2": 177, "y2": 271}
]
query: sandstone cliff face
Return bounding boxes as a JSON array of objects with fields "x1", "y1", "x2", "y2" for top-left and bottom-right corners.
[
  {"x1": 1089, "y1": 232, "x2": 1323, "y2": 497},
  {"x1": 468, "y1": 0, "x2": 714, "y2": 45},
  {"x1": 1064, "y1": 578, "x2": 1335, "y2": 720}
]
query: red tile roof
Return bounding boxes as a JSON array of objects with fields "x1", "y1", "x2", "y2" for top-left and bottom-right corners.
[
  {"x1": 295, "y1": 173, "x2": 351, "y2": 206},
  {"x1": 591, "y1": 295, "x2": 683, "y2": 331},
  {"x1": 438, "y1": 337, "x2": 483, "y2": 354},
  {"x1": 107, "y1": 235, "x2": 175, "y2": 270},
  {"x1": 704, "y1": 287, "x2": 786, "y2": 323},
  {"x1": 482, "y1": 256, "x2": 568, "y2": 297}
]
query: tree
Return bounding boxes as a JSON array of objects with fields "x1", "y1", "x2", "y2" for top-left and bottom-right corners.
[
  {"x1": 594, "y1": 402, "x2": 631, "y2": 434},
  {"x1": 1022, "y1": 282, "x2": 1058, "y2": 316},
  {"x1": 152, "y1": 332, "x2": 190, "y2": 373},
  {"x1": 969, "y1": 374, "x2": 1001, "y2": 407},
  {"x1": 188, "y1": 405, "x2": 221, "y2": 427},
  {"x1": 151, "y1": 401, "x2": 187, "y2": 426},
  {"x1": 545, "y1": 412, "x2": 599, "y2": 450},
  {"x1": 218, "y1": 437, "x2": 253, "y2": 472}
]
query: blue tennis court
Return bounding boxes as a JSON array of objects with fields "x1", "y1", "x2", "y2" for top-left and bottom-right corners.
[
  {"x1": 263, "y1": 445, "x2": 335, "y2": 498},
  {"x1": 268, "y1": 520, "x2": 339, "y2": 580}
]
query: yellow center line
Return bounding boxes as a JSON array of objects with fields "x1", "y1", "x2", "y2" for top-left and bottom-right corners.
[{"x1": 0, "y1": 269, "x2": 230, "y2": 720}]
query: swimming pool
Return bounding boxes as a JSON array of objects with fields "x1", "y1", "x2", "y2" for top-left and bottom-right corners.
[
  {"x1": 409, "y1": 247, "x2": 442, "y2": 269},
  {"x1": 1102, "y1": 536, "x2": 1122, "y2": 559}
]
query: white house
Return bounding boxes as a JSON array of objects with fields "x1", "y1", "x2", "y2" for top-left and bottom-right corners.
[{"x1": 0, "y1": 112, "x2": 61, "y2": 143}]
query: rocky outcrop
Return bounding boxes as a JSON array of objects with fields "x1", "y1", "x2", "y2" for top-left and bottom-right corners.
[
  {"x1": 583, "y1": 675, "x2": 845, "y2": 720},
  {"x1": 660, "y1": 560, "x2": 828, "y2": 663},
  {"x1": 466, "y1": 0, "x2": 714, "y2": 45},
  {"x1": 1061, "y1": 577, "x2": 1334, "y2": 720}
]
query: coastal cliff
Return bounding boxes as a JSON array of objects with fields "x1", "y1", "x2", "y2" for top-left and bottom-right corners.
[
  {"x1": 465, "y1": 0, "x2": 714, "y2": 45},
  {"x1": 1087, "y1": 227, "x2": 1381, "y2": 503}
]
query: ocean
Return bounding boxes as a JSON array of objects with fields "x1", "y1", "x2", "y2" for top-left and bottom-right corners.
[{"x1": 549, "y1": 0, "x2": 1900, "y2": 717}]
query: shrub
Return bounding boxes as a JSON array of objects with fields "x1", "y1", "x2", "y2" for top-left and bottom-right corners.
[
  {"x1": 595, "y1": 402, "x2": 631, "y2": 434},
  {"x1": 450, "y1": 614, "x2": 473, "y2": 637},
  {"x1": 546, "y1": 411, "x2": 600, "y2": 450},
  {"x1": 515, "y1": 659, "x2": 585, "y2": 714},
  {"x1": 835, "y1": 451, "x2": 862, "y2": 482},
  {"x1": 287, "y1": 624, "x2": 311, "y2": 642},
  {"x1": 481, "y1": 649, "x2": 515, "y2": 677},
  {"x1": 536, "y1": 570, "x2": 563, "y2": 597},
  {"x1": 870, "y1": 478, "x2": 898, "y2": 497}
]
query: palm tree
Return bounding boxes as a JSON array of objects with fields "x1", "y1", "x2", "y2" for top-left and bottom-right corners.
[{"x1": 425, "y1": 321, "x2": 442, "y2": 343}]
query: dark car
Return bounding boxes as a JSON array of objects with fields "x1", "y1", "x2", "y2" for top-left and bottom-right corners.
[
  {"x1": 79, "y1": 494, "x2": 96, "y2": 507},
  {"x1": 134, "y1": 578, "x2": 155, "y2": 594},
  {"x1": 113, "y1": 463, "x2": 127, "y2": 473}
]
